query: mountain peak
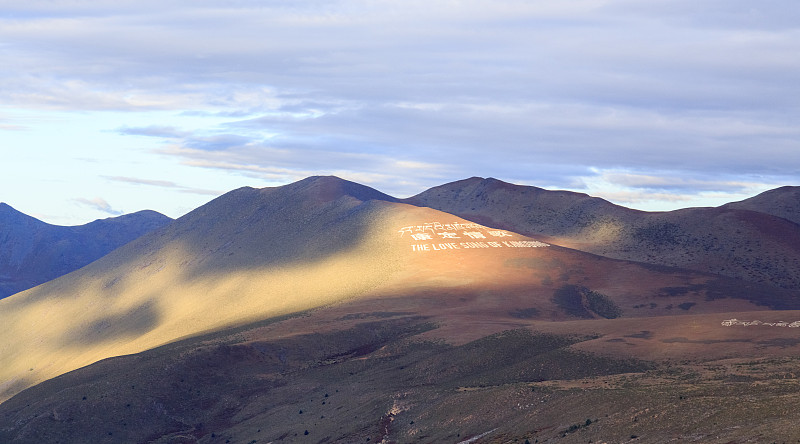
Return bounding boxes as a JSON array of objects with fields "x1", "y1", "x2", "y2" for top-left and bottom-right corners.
[
  {"x1": 724, "y1": 185, "x2": 800, "y2": 225},
  {"x1": 284, "y1": 175, "x2": 398, "y2": 204},
  {"x1": 0, "y1": 202, "x2": 23, "y2": 215},
  {"x1": 0, "y1": 202, "x2": 47, "y2": 227}
]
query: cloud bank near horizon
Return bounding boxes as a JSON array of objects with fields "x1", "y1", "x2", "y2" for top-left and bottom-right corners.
[{"x1": 1, "y1": 0, "x2": 798, "y2": 222}]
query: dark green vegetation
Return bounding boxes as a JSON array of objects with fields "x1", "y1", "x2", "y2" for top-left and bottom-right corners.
[{"x1": 552, "y1": 285, "x2": 622, "y2": 319}]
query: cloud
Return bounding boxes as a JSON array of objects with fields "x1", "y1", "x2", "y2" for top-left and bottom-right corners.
[
  {"x1": 132, "y1": 91, "x2": 798, "y2": 200},
  {"x1": 117, "y1": 125, "x2": 189, "y2": 138},
  {"x1": 3, "y1": 1, "x2": 798, "y2": 114},
  {"x1": 3, "y1": 0, "x2": 799, "y2": 212},
  {"x1": 601, "y1": 173, "x2": 759, "y2": 193},
  {"x1": 0, "y1": 124, "x2": 26, "y2": 131},
  {"x1": 154, "y1": 139, "x2": 454, "y2": 198},
  {"x1": 184, "y1": 134, "x2": 254, "y2": 151},
  {"x1": 571, "y1": 167, "x2": 792, "y2": 211},
  {"x1": 0, "y1": 113, "x2": 29, "y2": 131},
  {"x1": 103, "y1": 176, "x2": 222, "y2": 195},
  {"x1": 73, "y1": 197, "x2": 123, "y2": 215}
]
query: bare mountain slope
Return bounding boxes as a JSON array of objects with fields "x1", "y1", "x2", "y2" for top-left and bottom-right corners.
[
  {"x1": 406, "y1": 178, "x2": 800, "y2": 290},
  {"x1": 0, "y1": 203, "x2": 172, "y2": 299}
]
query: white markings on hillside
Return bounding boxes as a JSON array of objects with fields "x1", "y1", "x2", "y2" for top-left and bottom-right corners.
[
  {"x1": 722, "y1": 319, "x2": 800, "y2": 327},
  {"x1": 455, "y1": 429, "x2": 498, "y2": 444},
  {"x1": 398, "y1": 222, "x2": 549, "y2": 252}
]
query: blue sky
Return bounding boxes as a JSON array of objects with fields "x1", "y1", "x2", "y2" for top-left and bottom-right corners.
[{"x1": 2, "y1": 0, "x2": 799, "y2": 225}]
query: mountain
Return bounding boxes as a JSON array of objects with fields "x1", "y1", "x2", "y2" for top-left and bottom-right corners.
[
  {"x1": 2, "y1": 175, "x2": 790, "y2": 401},
  {"x1": 0, "y1": 203, "x2": 172, "y2": 299},
  {"x1": 723, "y1": 185, "x2": 800, "y2": 225},
  {"x1": 0, "y1": 176, "x2": 421, "y2": 402},
  {"x1": 2, "y1": 176, "x2": 800, "y2": 443},
  {"x1": 406, "y1": 177, "x2": 800, "y2": 290}
]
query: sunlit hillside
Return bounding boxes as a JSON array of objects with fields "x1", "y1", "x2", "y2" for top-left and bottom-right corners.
[{"x1": 0, "y1": 177, "x2": 564, "y2": 402}]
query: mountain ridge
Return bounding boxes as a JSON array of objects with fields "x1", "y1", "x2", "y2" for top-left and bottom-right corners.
[
  {"x1": 4, "y1": 178, "x2": 798, "y2": 299},
  {"x1": 406, "y1": 177, "x2": 800, "y2": 290}
]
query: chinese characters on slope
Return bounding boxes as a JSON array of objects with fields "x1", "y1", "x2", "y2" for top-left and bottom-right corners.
[
  {"x1": 721, "y1": 319, "x2": 800, "y2": 327},
  {"x1": 397, "y1": 221, "x2": 549, "y2": 252}
]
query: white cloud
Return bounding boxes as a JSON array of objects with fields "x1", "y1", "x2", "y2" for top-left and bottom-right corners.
[
  {"x1": 73, "y1": 197, "x2": 123, "y2": 216},
  {"x1": 571, "y1": 168, "x2": 792, "y2": 211},
  {"x1": 601, "y1": 173, "x2": 760, "y2": 193},
  {"x1": 103, "y1": 176, "x2": 222, "y2": 196}
]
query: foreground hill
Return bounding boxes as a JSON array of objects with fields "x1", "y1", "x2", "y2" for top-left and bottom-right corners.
[
  {"x1": 0, "y1": 204, "x2": 172, "y2": 299},
  {"x1": 3, "y1": 267, "x2": 800, "y2": 442},
  {"x1": 2, "y1": 176, "x2": 800, "y2": 442},
  {"x1": 406, "y1": 178, "x2": 800, "y2": 290}
]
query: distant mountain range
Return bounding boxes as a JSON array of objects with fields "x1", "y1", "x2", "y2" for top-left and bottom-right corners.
[
  {"x1": 4, "y1": 179, "x2": 799, "y2": 301},
  {"x1": 0, "y1": 203, "x2": 172, "y2": 299},
  {"x1": 1, "y1": 176, "x2": 800, "y2": 443}
]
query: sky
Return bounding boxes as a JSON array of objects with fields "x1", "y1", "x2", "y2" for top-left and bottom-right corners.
[{"x1": 1, "y1": 0, "x2": 799, "y2": 225}]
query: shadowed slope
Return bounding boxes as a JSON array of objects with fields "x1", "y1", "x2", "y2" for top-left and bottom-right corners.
[
  {"x1": 0, "y1": 203, "x2": 172, "y2": 298},
  {"x1": 406, "y1": 178, "x2": 800, "y2": 290}
]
